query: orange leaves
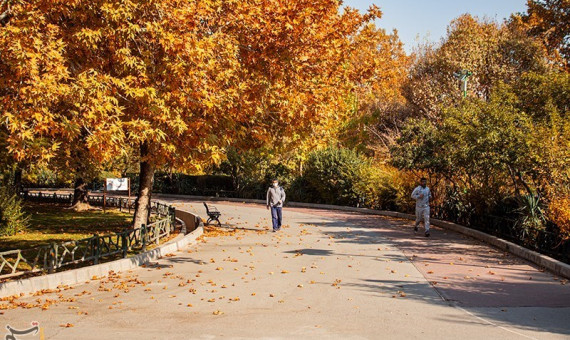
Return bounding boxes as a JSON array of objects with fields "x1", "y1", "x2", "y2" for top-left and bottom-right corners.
[
  {"x1": 547, "y1": 195, "x2": 570, "y2": 240},
  {"x1": 1, "y1": 0, "x2": 406, "y2": 179}
]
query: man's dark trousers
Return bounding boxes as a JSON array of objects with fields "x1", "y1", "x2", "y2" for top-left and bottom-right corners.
[{"x1": 271, "y1": 206, "x2": 282, "y2": 231}]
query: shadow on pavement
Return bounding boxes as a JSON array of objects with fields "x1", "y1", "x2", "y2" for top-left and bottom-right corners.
[
  {"x1": 283, "y1": 248, "x2": 334, "y2": 256},
  {"x1": 295, "y1": 213, "x2": 570, "y2": 309}
]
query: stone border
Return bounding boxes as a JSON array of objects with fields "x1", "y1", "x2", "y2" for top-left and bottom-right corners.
[
  {"x1": 156, "y1": 193, "x2": 570, "y2": 279},
  {"x1": 0, "y1": 210, "x2": 204, "y2": 298}
]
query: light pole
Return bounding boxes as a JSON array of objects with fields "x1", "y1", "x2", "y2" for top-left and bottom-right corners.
[{"x1": 453, "y1": 69, "x2": 473, "y2": 98}]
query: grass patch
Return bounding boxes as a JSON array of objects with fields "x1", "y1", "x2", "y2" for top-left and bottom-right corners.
[{"x1": 0, "y1": 203, "x2": 133, "y2": 252}]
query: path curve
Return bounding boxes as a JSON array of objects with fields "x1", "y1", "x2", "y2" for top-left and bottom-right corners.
[{"x1": 2, "y1": 199, "x2": 569, "y2": 340}]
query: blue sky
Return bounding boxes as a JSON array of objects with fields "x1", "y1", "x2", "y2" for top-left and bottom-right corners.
[{"x1": 343, "y1": 0, "x2": 528, "y2": 52}]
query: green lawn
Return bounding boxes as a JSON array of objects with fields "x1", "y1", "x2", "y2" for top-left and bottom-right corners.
[{"x1": 0, "y1": 203, "x2": 133, "y2": 252}]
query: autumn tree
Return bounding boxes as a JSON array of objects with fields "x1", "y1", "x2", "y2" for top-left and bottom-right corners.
[
  {"x1": 338, "y1": 23, "x2": 409, "y2": 156},
  {"x1": 1, "y1": 0, "x2": 384, "y2": 228},
  {"x1": 516, "y1": 0, "x2": 570, "y2": 66},
  {"x1": 384, "y1": 9, "x2": 569, "y2": 243},
  {"x1": 400, "y1": 14, "x2": 549, "y2": 122}
]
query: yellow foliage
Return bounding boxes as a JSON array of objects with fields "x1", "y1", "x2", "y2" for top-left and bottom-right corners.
[
  {"x1": 1, "y1": 0, "x2": 391, "y2": 173},
  {"x1": 548, "y1": 195, "x2": 570, "y2": 240}
]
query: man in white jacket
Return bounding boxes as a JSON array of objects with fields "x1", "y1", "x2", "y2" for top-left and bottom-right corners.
[{"x1": 411, "y1": 177, "x2": 432, "y2": 237}]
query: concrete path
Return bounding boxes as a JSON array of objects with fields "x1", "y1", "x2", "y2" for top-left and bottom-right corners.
[{"x1": 2, "y1": 199, "x2": 569, "y2": 340}]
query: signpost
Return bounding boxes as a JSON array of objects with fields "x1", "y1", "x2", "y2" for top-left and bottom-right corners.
[
  {"x1": 453, "y1": 69, "x2": 473, "y2": 98},
  {"x1": 104, "y1": 178, "x2": 131, "y2": 212}
]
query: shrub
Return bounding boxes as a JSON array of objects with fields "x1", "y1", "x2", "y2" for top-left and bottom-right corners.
[
  {"x1": 302, "y1": 147, "x2": 364, "y2": 206},
  {"x1": 0, "y1": 187, "x2": 29, "y2": 236},
  {"x1": 288, "y1": 176, "x2": 321, "y2": 203},
  {"x1": 547, "y1": 195, "x2": 570, "y2": 240},
  {"x1": 354, "y1": 165, "x2": 406, "y2": 210},
  {"x1": 514, "y1": 194, "x2": 546, "y2": 243}
]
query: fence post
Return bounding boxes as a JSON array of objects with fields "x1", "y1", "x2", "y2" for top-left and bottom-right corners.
[
  {"x1": 121, "y1": 231, "x2": 128, "y2": 258},
  {"x1": 93, "y1": 235, "x2": 100, "y2": 265},
  {"x1": 156, "y1": 224, "x2": 160, "y2": 245},
  {"x1": 169, "y1": 206, "x2": 176, "y2": 233},
  {"x1": 47, "y1": 243, "x2": 56, "y2": 274}
]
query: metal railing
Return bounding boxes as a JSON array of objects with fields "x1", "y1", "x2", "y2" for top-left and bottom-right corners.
[{"x1": 0, "y1": 192, "x2": 177, "y2": 280}]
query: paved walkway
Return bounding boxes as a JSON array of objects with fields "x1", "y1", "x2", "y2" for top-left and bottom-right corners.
[{"x1": 2, "y1": 199, "x2": 569, "y2": 339}]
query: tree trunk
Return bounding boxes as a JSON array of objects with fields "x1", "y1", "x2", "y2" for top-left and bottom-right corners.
[
  {"x1": 133, "y1": 142, "x2": 155, "y2": 229},
  {"x1": 13, "y1": 166, "x2": 22, "y2": 193},
  {"x1": 70, "y1": 177, "x2": 91, "y2": 211},
  {"x1": 72, "y1": 178, "x2": 88, "y2": 205}
]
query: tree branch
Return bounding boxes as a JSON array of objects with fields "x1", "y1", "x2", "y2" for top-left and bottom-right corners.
[{"x1": 0, "y1": 0, "x2": 12, "y2": 26}]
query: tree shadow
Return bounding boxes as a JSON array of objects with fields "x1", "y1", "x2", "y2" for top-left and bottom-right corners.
[
  {"x1": 295, "y1": 213, "x2": 570, "y2": 311},
  {"x1": 283, "y1": 248, "x2": 334, "y2": 256},
  {"x1": 0, "y1": 203, "x2": 133, "y2": 251},
  {"x1": 342, "y1": 278, "x2": 446, "y2": 304},
  {"x1": 163, "y1": 256, "x2": 206, "y2": 265},
  {"x1": 434, "y1": 307, "x2": 570, "y2": 337}
]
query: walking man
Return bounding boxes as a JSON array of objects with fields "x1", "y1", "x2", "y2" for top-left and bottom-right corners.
[
  {"x1": 267, "y1": 179, "x2": 286, "y2": 232},
  {"x1": 411, "y1": 177, "x2": 432, "y2": 237}
]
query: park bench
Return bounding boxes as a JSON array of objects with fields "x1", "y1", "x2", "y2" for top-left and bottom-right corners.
[{"x1": 203, "y1": 202, "x2": 222, "y2": 226}]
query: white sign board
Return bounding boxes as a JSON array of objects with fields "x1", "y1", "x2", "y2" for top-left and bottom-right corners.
[{"x1": 106, "y1": 178, "x2": 129, "y2": 192}]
